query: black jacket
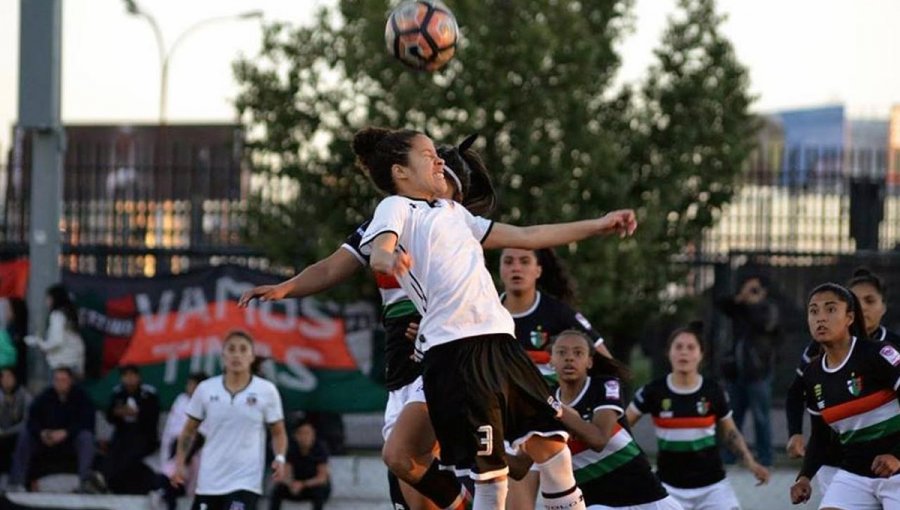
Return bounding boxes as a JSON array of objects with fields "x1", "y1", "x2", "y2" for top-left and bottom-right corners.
[
  {"x1": 106, "y1": 383, "x2": 160, "y2": 455},
  {"x1": 27, "y1": 385, "x2": 95, "y2": 440},
  {"x1": 717, "y1": 297, "x2": 780, "y2": 381}
]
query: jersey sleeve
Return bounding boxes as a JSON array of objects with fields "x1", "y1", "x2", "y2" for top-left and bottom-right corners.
[
  {"x1": 801, "y1": 368, "x2": 822, "y2": 416},
  {"x1": 871, "y1": 342, "x2": 900, "y2": 391},
  {"x1": 711, "y1": 381, "x2": 733, "y2": 420},
  {"x1": 360, "y1": 197, "x2": 410, "y2": 254},
  {"x1": 184, "y1": 383, "x2": 206, "y2": 421},
  {"x1": 263, "y1": 383, "x2": 285, "y2": 424},
  {"x1": 340, "y1": 221, "x2": 370, "y2": 265},
  {"x1": 457, "y1": 203, "x2": 494, "y2": 243},
  {"x1": 795, "y1": 341, "x2": 819, "y2": 376},
  {"x1": 562, "y1": 304, "x2": 604, "y2": 345},
  {"x1": 629, "y1": 383, "x2": 654, "y2": 416},
  {"x1": 592, "y1": 376, "x2": 625, "y2": 417}
]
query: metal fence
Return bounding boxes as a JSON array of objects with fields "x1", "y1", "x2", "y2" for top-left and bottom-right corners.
[
  {"x1": 0, "y1": 126, "x2": 275, "y2": 276},
  {"x1": 702, "y1": 143, "x2": 900, "y2": 255}
]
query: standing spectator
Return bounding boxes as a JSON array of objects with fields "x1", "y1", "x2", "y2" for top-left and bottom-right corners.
[
  {"x1": 3, "y1": 298, "x2": 28, "y2": 385},
  {"x1": 0, "y1": 368, "x2": 31, "y2": 477},
  {"x1": 717, "y1": 274, "x2": 780, "y2": 466},
  {"x1": 155, "y1": 372, "x2": 207, "y2": 510},
  {"x1": 24, "y1": 285, "x2": 85, "y2": 378},
  {"x1": 269, "y1": 419, "x2": 331, "y2": 510},
  {"x1": 103, "y1": 364, "x2": 160, "y2": 494},
  {"x1": 8, "y1": 367, "x2": 99, "y2": 493}
]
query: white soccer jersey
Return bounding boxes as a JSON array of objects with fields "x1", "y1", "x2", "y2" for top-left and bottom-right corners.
[
  {"x1": 360, "y1": 196, "x2": 515, "y2": 353},
  {"x1": 185, "y1": 375, "x2": 284, "y2": 495}
]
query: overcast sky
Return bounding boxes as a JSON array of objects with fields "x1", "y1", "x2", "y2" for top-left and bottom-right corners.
[{"x1": 0, "y1": 0, "x2": 898, "y2": 151}]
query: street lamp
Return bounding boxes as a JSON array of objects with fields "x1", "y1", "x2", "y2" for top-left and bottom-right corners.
[{"x1": 123, "y1": 1, "x2": 263, "y2": 125}]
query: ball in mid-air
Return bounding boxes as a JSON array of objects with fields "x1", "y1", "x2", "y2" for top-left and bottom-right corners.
[{"x1": 385, "y1": 1, "x2": 459, "y2": 72}]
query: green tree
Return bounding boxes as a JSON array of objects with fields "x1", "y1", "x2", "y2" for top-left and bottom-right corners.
[{"x1": 233, "y1": 0, "x2": 756, "y2": 357}]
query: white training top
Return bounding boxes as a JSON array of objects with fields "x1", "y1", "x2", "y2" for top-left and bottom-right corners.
[
  {"x1": 185, "y1": 375, "x2": 284, "y2": 495},
  {"x1": 28, "y1": 310, "x2": 85, "y2": 376},
  {"x1": 360, "y1": 196, "x2": 515, "y2": 353}
]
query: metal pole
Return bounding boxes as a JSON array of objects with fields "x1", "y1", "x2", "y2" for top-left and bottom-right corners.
[{"x1": 19, "y1": 0, "x2": 64, "y2": 386}]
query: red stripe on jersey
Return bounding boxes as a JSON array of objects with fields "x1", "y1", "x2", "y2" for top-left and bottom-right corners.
[
  {"x1": 528, "y1": 351, "x2": 551, "y2": 364},
  {"x1": 652, "y1": 415, "x2": 716, "y2": 429},
  {"x1": 567, "y1": 424, "x2": 623, "y2": 454},
  {"x1": 374, "y1": 272, "x2": 401, "y2": 289},
  {"x1": 569, "y1": 438, "x2": 590, "y2": 455},
  {"x1": 821, "y1": 389, "x2": 896, "y2": 424}
]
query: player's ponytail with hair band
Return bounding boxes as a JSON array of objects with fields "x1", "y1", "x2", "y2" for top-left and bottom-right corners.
[
  {"x1": 808, "y1": 282, "x2": 868, "y2": 341},
  {"x1": 437, "y1": 133, "x2": 497, "y2": 216},
  {"x1": 352, "y1": 127, "x2": 422, "y2": 195}
]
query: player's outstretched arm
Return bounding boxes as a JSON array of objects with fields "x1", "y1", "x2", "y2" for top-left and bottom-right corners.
[
  {"x1": 239, "y1": 248, "x2": 363, "y2": 307},
  {"x1": 483, "y1": 209, "x2": 637, "y2": 251}
]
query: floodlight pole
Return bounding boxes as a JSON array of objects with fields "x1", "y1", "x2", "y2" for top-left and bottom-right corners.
[{"x1": 19, "y1": 0, "x2": 64, "y2": 338}]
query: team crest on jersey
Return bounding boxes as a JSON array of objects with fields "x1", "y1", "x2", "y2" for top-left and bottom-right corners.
[
  {"x1": 530, "y1": 327, "x2": 547, "y2": 348},
  {"x1": 880, "y1": 345, "x2": 900, "y2": 366},
  {"x1": 696, "y1": 397, "x2": 710, "y2": 416},
  {"x1": 847, "y1": 373, "x2": 863, "y2": 397},
  {"x1": 246, "y1": 394, "x2": 258, "y2": 406},
  {"x1": 605, "y1": 380, "x2": 620, "y2": 399},
  {"x1": 661, "y1": 398, "x2": 672, "y2": 411}
]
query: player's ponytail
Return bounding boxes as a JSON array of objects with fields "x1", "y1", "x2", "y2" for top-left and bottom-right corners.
[
  {"x1": 437, "y1": 134, "x2": 497, "y2": 216},
  {"x1": 535, "y1": 248, "x2": 577, "y2": 306},
  {"x1": 352, "y1": 127, "x2": 421, "y2": 195}
]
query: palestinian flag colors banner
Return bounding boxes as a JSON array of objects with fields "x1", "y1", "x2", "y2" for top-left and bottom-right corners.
[{"x1": 64, "y1": 265, "x2": 387, "y2": 412}]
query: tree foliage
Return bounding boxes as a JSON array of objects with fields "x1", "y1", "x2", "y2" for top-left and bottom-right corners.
[{"x1": 233, "y1": 0, "x2": 756, "y2": 355}]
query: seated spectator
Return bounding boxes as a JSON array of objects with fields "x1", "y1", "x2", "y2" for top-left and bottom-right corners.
[
  {"x1": 24, "y1": 285, "x2": 85, "y2": 378},
  {"x1": 269, "y1": 419, "x2": 331, "y2": 510},
  {"x1": 8, "y1": 367, "x2": 99, "y2": 493},
  {"x1": 103, "y1": 364, "x2": 160, "y2": 495},
  {"x1": 0, "y1": 368, "x2": 31, "y2": 475},
  {"x1": 155, "y1": 372, "x2": 207, "y2": 510}
]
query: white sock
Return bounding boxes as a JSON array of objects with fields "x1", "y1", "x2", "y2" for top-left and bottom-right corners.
[
  {"x1": 473, "y1": 478, "x2": 508, "y2": 510},
  {"x1": 535, "y1": 448, "x2": 585, "y2": 510}
]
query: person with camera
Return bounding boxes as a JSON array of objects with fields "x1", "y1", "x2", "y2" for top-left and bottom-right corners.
[{"x1": 717, "y1": 274, "x2": 780, "y2": 467}]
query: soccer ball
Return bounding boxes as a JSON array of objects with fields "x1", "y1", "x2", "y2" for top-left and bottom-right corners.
[{"x1": 385, "y1": 1, "x2": 459, "y2": 72}]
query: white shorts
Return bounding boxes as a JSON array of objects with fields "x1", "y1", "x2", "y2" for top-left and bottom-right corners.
[
  {"x1": 663, "y1": 479, "x2": 740, "y2": 510},
  {"x1": 587, "y1": 495, "x2": 684, "y2": 510},
  {"x1": 820, "y1": 469, "x2": 900, "y2": 510},
  {"x1": 814, "y1": 464, "x2": 838, "y2": 496},
  {"x1": 381, "y1": 375, "x2": 427, "y2": 441}
]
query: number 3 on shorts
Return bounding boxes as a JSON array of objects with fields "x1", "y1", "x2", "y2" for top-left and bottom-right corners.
[{"x1": 477, "y1": 425, "x2": 493, "y2": 456}]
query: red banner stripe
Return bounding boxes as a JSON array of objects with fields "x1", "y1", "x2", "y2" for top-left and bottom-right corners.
[{"x1": 119, "y1": 302, "x2": 355, "y2": 369}]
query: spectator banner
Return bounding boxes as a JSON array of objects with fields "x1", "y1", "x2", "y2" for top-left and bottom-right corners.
[
  {"x1": 0, "y1": 258, "x2": 29, "y2": 298},
  {"x1": 64, "y1": 265, "x2": 386, "y2": 412}
]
